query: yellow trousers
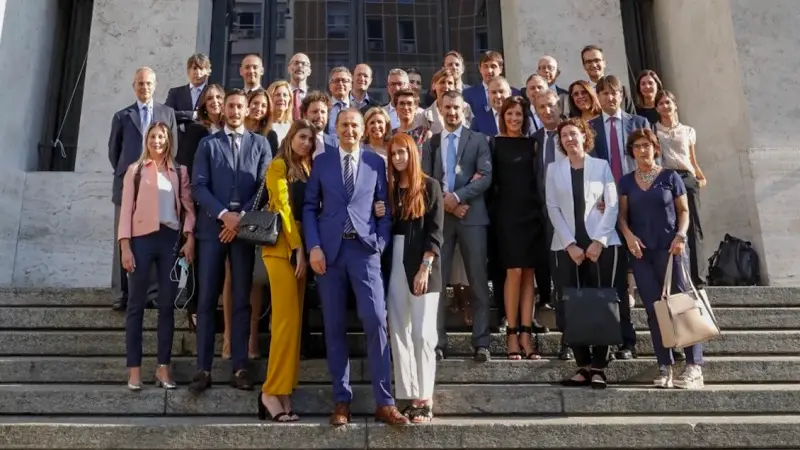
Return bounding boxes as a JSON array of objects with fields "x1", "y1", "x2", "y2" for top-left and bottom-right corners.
[{"x1": 261, "y1": 255, "x2": 306, "y2": 395}]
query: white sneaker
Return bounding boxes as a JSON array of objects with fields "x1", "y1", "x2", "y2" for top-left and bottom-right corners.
[
  {"x1": 653, "y1": 365, "x2": 673, "y2": 388},
  {"x1": 674, "y1": 365, "x2": 704, "y2": 390}
]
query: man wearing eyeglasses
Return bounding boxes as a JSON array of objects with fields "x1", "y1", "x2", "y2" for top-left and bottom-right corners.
[{"x1": 288, "y1": 53, "x2": 312, "y2": 120}]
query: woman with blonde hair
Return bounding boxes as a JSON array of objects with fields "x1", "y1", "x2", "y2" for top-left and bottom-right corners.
[
  {"x1": 266, "y1": 80, "x2": 294, "y2": 144},
  {"x1": 424, "y1": 68, "x2": 473, "y2": 133},
  {"x1": 257, "y1": 120, "x2": 314, "y2": 422},
  {"x1": 362, "y1": 107, "x2": 392, "y2": 162}
]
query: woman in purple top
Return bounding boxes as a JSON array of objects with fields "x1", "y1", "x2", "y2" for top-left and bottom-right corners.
[{"x1": 617, "y1": 128, "x2": 703, "y2": 390}]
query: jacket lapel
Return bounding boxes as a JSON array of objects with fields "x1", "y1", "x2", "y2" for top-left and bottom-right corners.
[
  {"x1": 354, "y1": 149, "x2": 370, "y2": 199},
  {"x1": 456, "y1": 128, "x2": 469, "y2": 164},
  {"x1": 129, "y1": 103, "x2": 142, "y2": 134},
  {"x1": 168, "y1": 166, "x2": 181, "y2": 213},
  {"x1": 238, "y1": 131, "x2": 251, "y2": 172},
  {"x1": 593, "y1": 117, "x2": 607, "y2": 158},
  {"x1": 216, "y1": 132, "x2": 235, "y2": 169}
]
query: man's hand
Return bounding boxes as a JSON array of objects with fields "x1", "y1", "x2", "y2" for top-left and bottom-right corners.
[
  {"x1": 219, "y1": 227, "x2": 237, "y2": 243},
  {"x1": 374, "y1": 201, "x2": 386, "y2": 218},
  {"x1": 453, "y1": 204, "x2": 470, "y2": 219},
  {"x1": 221, "y1": 212, "x2": 241, "y2": 231},
  {"x1": 443, "y1": 192, "x2": 459, "y2": 211},
  {"x1": 309, "y1": 247, "x2": 326, "y2": 275}
]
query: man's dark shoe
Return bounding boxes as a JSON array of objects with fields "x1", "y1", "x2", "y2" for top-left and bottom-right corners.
[
  {"x1": 558, "y1": 345, "x2": 574, "y2": 361},
  {"x1": 673, "y1": 349, "x2": 686, "y2": 361},
  {"x1": 112, "y1": 299, "x2": 127, "y2": 312},
  {"x1": 231, "y1": 369, "x2": 254, "y2": 390},
  {"x1": 615, "y1": 347, "x2": 635, "y2": 360},
  {"x1": 188, "y1": 371, "x2": 212, "y2": 394},
  {"x1": 474, "y1": 347, "x2": 491, "y2": 362}
]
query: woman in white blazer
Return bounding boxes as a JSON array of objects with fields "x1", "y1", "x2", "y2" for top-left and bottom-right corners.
[{"x1": 545, "y1": 117, "x2": 624, "y2": 389}]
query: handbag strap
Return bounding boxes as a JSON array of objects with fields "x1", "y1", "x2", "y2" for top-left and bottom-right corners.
[
  {"x1": 661, "y1": 254, "x2": 720, "y2": 332},
  {"x1": 251, "y1": 169, "x2": 269, "y2": 212}
]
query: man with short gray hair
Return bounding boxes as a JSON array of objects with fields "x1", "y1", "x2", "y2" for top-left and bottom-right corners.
[{"x1": 327, "y1": 67, "x2": 353, "y2": 135}]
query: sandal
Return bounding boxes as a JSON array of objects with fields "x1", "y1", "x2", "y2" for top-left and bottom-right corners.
[
  {"x1": 257, "y1": 394, "x2": 293, "y2": 422},
  {"x1": 506, "y1": 327, "x2": 522, "y2": 360},
  {"x1": 519, "y1": 326, "x2": 542, "y2": 360},
  {"x1": 590, "y1": 370, "x2": 608, "y2": 390},
  {"x1": 408, "y1": 404, "x2": 434, "y2": 423},
  {"x1": 561, "y1": 368, "x2": 592, "y2": 387}
]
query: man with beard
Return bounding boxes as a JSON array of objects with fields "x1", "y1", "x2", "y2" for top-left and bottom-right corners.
[
  {"x1": 300, "y1": 91, "x2": 338, "y2": 157},
  {"x1": 287, "y1": 53, "x2": 312, "y2": 120}
]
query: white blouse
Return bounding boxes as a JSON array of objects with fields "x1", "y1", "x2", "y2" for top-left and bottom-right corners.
[
  {"x1": 656, "y1": 122, "x2": 696, "y2": 175},
  {"x1": 272, "y1": 122, "x2": 291, "y2": 145},
  {"x1": 156, "y1": 170, "x2": 179, "y2": 230}
]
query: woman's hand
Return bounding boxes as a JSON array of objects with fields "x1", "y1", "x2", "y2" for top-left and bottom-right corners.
[
  {"x1": 626, "y1": 234, "x2": 646, "y2": 259},
  {"x1": 294, "y1": 250, "x2": 307, "y2": 279},
  {"x1": 566, "y1": 244, "x2": 585, "y2": 266},
  {"x1": 697, "y1": 175, "x2": 707, "y2": 188},
  {"x1": 180, "y1": 235, "x2": 195, "y2": 264},
  {"x1": 669, "y1": 235, "x2": 686, "y2": 256},
  {"x1": 121, "y1": 247, "x2": 136, "y2": 273},
  {"x1": 413, "y1": 265, "x2": 430, "y2": 296},
  {"x1": 374, "y1": 201, "x2": 386, "y2": 218},
  {"x1": 585, "y1": 241, "x2": 603, "y2": 263}
]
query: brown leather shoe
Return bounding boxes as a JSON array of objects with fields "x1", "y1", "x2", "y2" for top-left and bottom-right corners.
[
  {"x1": 329, "y1": 402, "x2": 351, "y2": 426},
  {"x1": 374, "y1": 405, "x2": 410, "y2": 426}
]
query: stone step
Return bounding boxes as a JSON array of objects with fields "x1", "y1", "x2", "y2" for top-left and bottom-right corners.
[
  {"x1": 1, "y1": 356, "x2": 798, "y2": 384},
  {"x1": 2, "y1": 415, "x2": 799, "y2": 449},
  {"x1": 3, "y1": 305, "x2": 799, "y2": 331},
  {"x1": 2, "y1": 384, "x2": 800, "y2": 416},
  {"x1": 1, "y1": 286, "x2": 799, "y2": 307},
  {"x1": 1, "y1": 329, "x2": 796, "y2": 357}
]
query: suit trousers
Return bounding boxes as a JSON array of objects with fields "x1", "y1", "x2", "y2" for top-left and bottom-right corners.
[
  {"x1": 262, "y1": 251, "x2": 305, "y2": 395},
  {"x1": 195, "y1": 237, "x2": 256, "y2": 372},
  {"x1": 317, "y1": 238, "x2": 394, "y2": 406},
  {"x1": 113, "y1": 205, "x2": 159, "y2": 303},
  {"x1": 438, "y1": 218, "x2": 491, "y2": 350},
  {"x1": 125, "y1": 226, "x2": 178, "y2": 367},
  {"x1": 387, "y1": 236, "x2": 439, "y2": 400},
  {"x1": 631, "y1": 249, "x2": 704, "y2": 367}
]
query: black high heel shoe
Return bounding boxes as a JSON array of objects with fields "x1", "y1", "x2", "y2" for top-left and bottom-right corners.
[{"x1": 257, "y1": 393, "x2": 291, "y2": 422}]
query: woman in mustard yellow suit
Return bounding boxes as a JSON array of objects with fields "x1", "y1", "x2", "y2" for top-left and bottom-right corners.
[{"x1": 257, "y1": 119, "x2": 315, "y2": 422}]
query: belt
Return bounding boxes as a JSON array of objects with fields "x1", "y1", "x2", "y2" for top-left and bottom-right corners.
[{"x1": 342, "y1": 233, "x2": 358, "y2": 240}]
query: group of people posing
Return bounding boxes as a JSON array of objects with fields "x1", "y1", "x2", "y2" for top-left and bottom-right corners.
[{"x1": 110, "y1": 45, "x2": 708, "y2": 427}]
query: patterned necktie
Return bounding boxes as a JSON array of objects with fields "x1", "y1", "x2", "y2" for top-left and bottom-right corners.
[
  {"x1": 609, "y1": 117, "x2": 623, "y2": 182},
  {"x1": 141, "y1": 105, "x2": 150, "y2": 134},
  {"x1": 230, "y1": 133, "x2": 240, "y2": 170},
  {"x1": 545, "y1": 130, "x2": 556, "y2": 170},
  {"x1": 343, "y1": 154, "x2": 356, "y2": 233},
  {"x1": 446, "y1": 133, "x2": 457, "y2": 192},
  {"x1": 292, "y1": 89, "x2": 302, "y2": 120}
]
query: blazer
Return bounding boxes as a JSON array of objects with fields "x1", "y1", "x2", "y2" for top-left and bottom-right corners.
[
  {"x1": 165, "y1": 84, "x2": 197, "y2": 126},
  {"x1": 191, "y1": 130, "x2": 272, "y2": 240},
  {"x1": 589, "y1": 112, "x2": 650, "y2": 176},
  {"x1": 545, "y1": 155, "x2": 621, "y2": 251},
  {"x1": 262, "y1": 158, "x2": 303, "y2": 259},
  {"x1": 395, "y1": 176, "x2": 444, "y2": 293},
  {"x1": 421, "y1": 126, "x2": 492, "y2": 226},
  {"x1": 117, "y1": 160, "x2": 195, "y2": 240},
  {"x1": 303, "y1": 146, "x2": 391, "y2": 263},
  {"x1": 108, "y1": 101, "x2": 178, "y2": 205},
  {"x1": 177, "y1": 122, "x2": 213, "y2": 176},
  {"x1": 553, "y1": 85, "x2": 571, "y2": 118}
]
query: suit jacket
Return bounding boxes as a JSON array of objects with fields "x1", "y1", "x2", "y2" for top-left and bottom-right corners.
[
  {"x1": 191, "y1": 130, "x2": 271, "y2": 240},
  {"x1": 165, "y1": 84, "x2": 197, "y2": 126},
  {"x1": 590, "y1": 112, "x2": 650, "y2": 175},
  {"x1": 553, "y1": 85, "x2": 571, "y2": 118},
  {"x1": 302, "y1": 146, "x2": 390, "y2": 263},
  {"x1": 421, "y1": 126, "x2": 492, "y2": 226},
  {"x1": 262, "y1": 158, "x2": 303, "y2": 259},
  {"x1": 177, "y1": 122, "x2": 214, "y2": 176},
  {"x1": 108, "y1": 102, "x2": 178, "y2": 204},
  {"x1": 395, "y1": 176, "x2": 444, "y2": 293},
  {"x1": 117, "y1": 160, "x2": 195, "y2": 240},
  {"x1": 545, "y1": 155, "x2": 621, "y2": 251}
]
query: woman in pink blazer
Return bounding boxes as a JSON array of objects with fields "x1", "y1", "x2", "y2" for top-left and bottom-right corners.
[{"x1": 118, "y1": 121, "x2": 196, "y2": 390}]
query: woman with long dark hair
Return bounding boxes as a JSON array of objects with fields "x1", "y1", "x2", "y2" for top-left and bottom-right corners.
[
  {"x1": 568, "y1": 80, "x2": 602, "y2": 122},
  {"x1": 635, "y1": 70, "x2": 664, "y2": 125}
]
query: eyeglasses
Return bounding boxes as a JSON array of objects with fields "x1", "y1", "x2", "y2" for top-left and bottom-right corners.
[
  {"x1": 330, "y1": 78, "x2": 352, "y2": 85},
  {"x1": 632, "y1": 142, "x2": 654, "y2": 151},
  {"x1": 538, "y1": 65, "x2": 556, "y2": 72},
  {"x1": 291, "y1": 61, "x2": 311, "y2": 68}
]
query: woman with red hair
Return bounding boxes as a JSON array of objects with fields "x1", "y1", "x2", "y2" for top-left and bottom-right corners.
[{"x1": 385, "y1": 133, "x2": 444, "y2": 423}]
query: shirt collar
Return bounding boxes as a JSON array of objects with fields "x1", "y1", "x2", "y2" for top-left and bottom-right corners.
[
  {"x1": 290, "y1": 81, "x2": 308, "y2": 93},
  {"x1": 224, "y1": 124, "x2": 245, "y2": 135},
  {"x1": 332, "y1": 96, "x2": 350, "y2": 106},
  {"x1": 136, "y1": 99, "x2": 153, "y2": 110},
  {"x1": 442, "y1": 125, "x2": 463, "y2": 141},
  {"x1": 339, "y1": 147, "x2": 360, "y2": 163},
  {"x1": 351, "y1": 92, "x2": 369, "y2": 103},
  {"x1": 190, "y1": 82, "x2": 207, "y2": 91},
  {"x1": 142, "y1": 158, "x2": 175, "y2": 171},
  {"x1": 602, "y1": 110, "x2": 623, "y2": 123}
]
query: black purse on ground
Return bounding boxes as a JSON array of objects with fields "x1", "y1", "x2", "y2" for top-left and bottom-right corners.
[
  {"x1": 237, "y1": 176, "x2": 281, "y2": 246},
  {"x1": 562, "y1": 249, "x2": 623, "y2": 347}
]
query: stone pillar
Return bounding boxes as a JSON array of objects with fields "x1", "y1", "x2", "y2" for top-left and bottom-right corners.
[
  {"x1": 654, "y1": 0, "x2": 800, "y2": 285},
  {"x1": 500, "y1": 0, "x2": 629, "y2": 89}
]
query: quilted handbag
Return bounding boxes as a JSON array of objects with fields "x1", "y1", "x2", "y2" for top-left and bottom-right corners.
[{"x1": 237, "y1": 178, "x2": 281, "y2": 246}]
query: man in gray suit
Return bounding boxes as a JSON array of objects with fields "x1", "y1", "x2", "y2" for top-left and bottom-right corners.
[
  {"x1": 108, "y1": 66, "x2": 178, "y2": 311},
  {"x1": 421, "y1": 90, "x2": 493, "y2": 362}
]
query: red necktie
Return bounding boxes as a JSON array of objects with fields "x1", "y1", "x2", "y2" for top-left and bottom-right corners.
[
  {"x1": 609, "y1": 117, "x2": 623, "y2": 183},
  {"x1": 292, "y1": 89, "x2": 302, "y2": 120}
]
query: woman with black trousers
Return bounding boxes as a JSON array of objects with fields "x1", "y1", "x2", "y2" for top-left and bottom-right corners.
[{"x1": 546, "y1": 118, "x2": 624, "y2": 389}]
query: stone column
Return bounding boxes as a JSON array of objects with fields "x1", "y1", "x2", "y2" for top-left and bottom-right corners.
[
  {"x1": 654, "y1": 0, "x2": 800, "y2": 285},
  {"x1": 500, "y1": 0, "x2": 629, "y2": 89}
]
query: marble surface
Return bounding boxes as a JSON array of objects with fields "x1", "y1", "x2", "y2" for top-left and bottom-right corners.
[
  {"x1": 500, "y1": 0, "x2": 628, "y2": 88},
  {"x1": 76, "y1": 0, "x2": 202, "y2": 173},
  {"x1": 0, "y1": 168, "x2": 26, "y2": 286}
]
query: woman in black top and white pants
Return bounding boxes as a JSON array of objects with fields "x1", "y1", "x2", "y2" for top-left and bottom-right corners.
[{"x1": 385, "y1": 133, "x2": 444, "y2": 423}]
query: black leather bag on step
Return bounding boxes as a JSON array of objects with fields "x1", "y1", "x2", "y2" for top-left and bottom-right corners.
[
  {"x1": 562, "y1": 251, "x2": 623, "y2": 347},
  {"x1": 237, "y1": 178, "x2": 281, "y2": 246}
]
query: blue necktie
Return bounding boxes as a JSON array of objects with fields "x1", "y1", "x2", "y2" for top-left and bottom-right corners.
[
  {"x1": 446, "y1": 133, "x2": 457, "y2": 192},
  {"x1": 141, "y1": 105, "x2": 151, "y2": 134},
  {"x1": 343, "y1": 154, "x2": 356, "y2": 233}
]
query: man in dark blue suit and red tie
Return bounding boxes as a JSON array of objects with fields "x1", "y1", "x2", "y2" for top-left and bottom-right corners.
[
  {"x1": 189, "y1": 88, "x2": 271, "y2": 393},
  {"x1": 303, "y1": 108, "x2": 409, "y2": 426}
]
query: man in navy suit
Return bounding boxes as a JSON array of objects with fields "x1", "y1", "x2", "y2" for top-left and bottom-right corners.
[
  {"x1": 462, "y1": 51, "x2": 521, "y2": 134},
  {"x1": 589, "y1": 74, "x2": 645, "y2": 360},
  {"x1": 189, "y1": 88, "x2": 271, "y2": 393},
  {"x1": 303, "y1": 109, "x2": 408, "y2": 426},
  {"x1": 108, "y1": 66, "x2": 178, "y2": 311},
  {"x1": 165, "y1": 53, "x2": 211, "y2": 132}
]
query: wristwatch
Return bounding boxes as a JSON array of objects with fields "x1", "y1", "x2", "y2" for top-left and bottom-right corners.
[
  {"x1": 421, "y1": 260, "x2": 432, "y2": 272},
  {"x1": 676, "y1": 231, "x2": 687, "y2": 242}
]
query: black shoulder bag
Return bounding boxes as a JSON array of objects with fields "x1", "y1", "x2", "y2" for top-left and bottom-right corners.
[{"x1": 237, "y1": 174, "x2": 281, "y2": 246}]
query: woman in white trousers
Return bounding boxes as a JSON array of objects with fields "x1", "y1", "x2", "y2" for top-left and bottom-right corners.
[{"x1": 385, "y1": 133, "x2": 444, "y2": 423}]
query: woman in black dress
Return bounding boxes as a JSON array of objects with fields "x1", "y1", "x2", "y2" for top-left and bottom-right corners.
[{"x1": 490, "y1": 96, "x2": 547, "y2": 360}]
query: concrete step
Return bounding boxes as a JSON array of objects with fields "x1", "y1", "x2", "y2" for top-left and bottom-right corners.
[
  {"x1": 2, "y1": 415, "x2": 799, "y2": 449},
  {"x1": 2, "y1": 384, "x2": 800, "y2": 416},
  {"x1": 4, "y1": 305, "x2": 800, "y2": 331},
  {"x1": 1, "y1": 356, "x2": 798, "y2": 384},
  {"x1": 1, "y1": 286, "x2": 799, "y2": 307},
  {"x1": 1, "y1": 329, "x2": 797, "y2": 357}
]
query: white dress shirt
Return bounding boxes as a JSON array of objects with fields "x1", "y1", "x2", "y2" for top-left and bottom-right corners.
[
  {"x1": 491, "y1": 108, "x2": 500, "y2": 133},
  {"x1": 190, "y1": 82, "x2": 207, "y2": 108},
  {"x1": 156, "y1": 170, "x2": 179, "y2": 230},
  {"x1": 440, "y1": 125, "x2": 463, "y2": 195},
  {"x1": 339, "y1": 147, "x2": 360, "y2": 183},
  {"x1": 312, "y1": 133, "x2": 326, "y2": 160}
]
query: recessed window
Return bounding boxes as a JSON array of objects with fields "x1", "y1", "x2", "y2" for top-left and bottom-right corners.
[
  {"x1": 326, "y1": 2, "x2": 350, "y2": 39},
  {"x1": 367, "y1": 18, "x2": 384, "y2": 52},
  {"x1": 398, "y1": 18, "x2": 416, "y2": 54},
  {"x1": 237, "y1": 12, "x2": 262, "y2": 39}
]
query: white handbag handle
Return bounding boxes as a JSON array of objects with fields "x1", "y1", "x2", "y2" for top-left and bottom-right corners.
[{"x1": 661, "y1": 255, "x2": 701, "y2": 300}]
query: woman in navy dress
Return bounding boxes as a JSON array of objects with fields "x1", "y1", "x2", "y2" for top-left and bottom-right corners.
[{"x1": 617, "y1": 128, "x2": 703, "y2": 390}]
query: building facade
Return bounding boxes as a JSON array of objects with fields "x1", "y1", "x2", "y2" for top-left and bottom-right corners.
[{"x1": 0, "y1": 0, "x2": 797, "y2": 287}]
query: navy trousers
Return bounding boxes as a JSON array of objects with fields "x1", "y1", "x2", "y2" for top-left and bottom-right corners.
[
  {"x1": 195, "y1": 237, "x2": 256, "y2": 372},
  {"x1": 317, "y1": 238, "x2": 394, "y2": 406},
  {"x1": 125, "y1": 226, "x2": 179, "y2": 367}
]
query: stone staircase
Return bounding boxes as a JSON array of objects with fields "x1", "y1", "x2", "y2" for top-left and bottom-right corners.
[{"x1": 1, "y1": 286, "x2": 800, "y2": 449}]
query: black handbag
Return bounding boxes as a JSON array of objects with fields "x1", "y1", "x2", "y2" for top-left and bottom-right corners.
[
  {"x1": 562, "y1": 249, "x2": 623, "y2": 347},
  {"x1": 237, "y1": 176, "x2": 281, "y2": 246}
]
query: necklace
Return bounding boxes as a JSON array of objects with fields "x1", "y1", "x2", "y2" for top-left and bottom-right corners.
[{"x1": 636, "y1": 166, "x2": 660, "y2": 184}]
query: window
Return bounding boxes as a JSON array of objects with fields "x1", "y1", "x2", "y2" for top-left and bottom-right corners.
[
  {"x1": 398, "y1": 18, "x2": 416, "y2": 54},
  {"x1": 276, "y1": 3, "x2": 287, "y2": 39},
  {"x1": 475, "y1": 28, "x2": 489, "y2": 58},
  {"x1": 327, "y1": 53, "x2": 351, "y2": 73},
  {"x1": 367, "y1": 18, "x2": 384, "y2": 52},
  {"x1": 326, "y1": 2, "x2": 350, "y2": 39},
  {"x1": 237, "y1": 11, "x2": 262, "y2": 39},
  {"x1": 226, "y1": 55, "x2": 244, "y2": 89},
  {"x1": 273, "y1": 54, "x2": 286, "y2": 80}
]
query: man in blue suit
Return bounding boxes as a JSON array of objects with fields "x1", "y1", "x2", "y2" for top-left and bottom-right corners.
[
  {"x1": 303, "y1": 109, "x2": 408, "y2": 426},
  {"x1": 462, "y1": 51, "x2": 521, "y2": 135},
  {"x1": 189, "y1": 88, "x2": 271, "y2": 393},
  {"x1": 108, "y1": 67, "x2": 178, "y2": 311}
]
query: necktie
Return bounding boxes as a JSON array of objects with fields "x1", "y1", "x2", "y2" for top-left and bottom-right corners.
[
  {"x1": 292, "y1": 89, "x2": 302, "y2": 120},
  {"x1": 545, "y1": 130, "x2": 556, "y2": 170},
  {"x1": 342, "y1": 154, "x2": 356, "y2": 233},
  {"x1": 141, "y1": 105, "x2": 151, "y2": 134},
  {"x1": 230, "y1": 133, "x2": 240, "y2": 170},
  {"x1": 446, "y1": 133, "x2": 457, "y2": 192},
  {"x1": 609, "y1": 117, "x2": 623, "y2": 183}
]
